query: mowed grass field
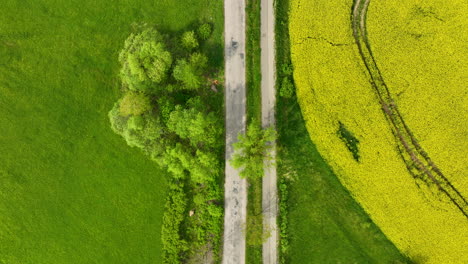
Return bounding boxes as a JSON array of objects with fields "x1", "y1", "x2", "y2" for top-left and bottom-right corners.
[
  {"x1": 0, "y1": 0, "x2": 222, "y2": 263},
  {"x1": 290, "y1": 0, "x2": 467, "y2": 263}
]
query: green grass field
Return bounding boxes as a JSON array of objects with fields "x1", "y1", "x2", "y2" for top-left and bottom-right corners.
[
  {"x1": 275, "y1": 0, "x2": 410, "y2": 263},
  {"x1": 0, "y1": 0, "x2": 222, "y2": 263}
]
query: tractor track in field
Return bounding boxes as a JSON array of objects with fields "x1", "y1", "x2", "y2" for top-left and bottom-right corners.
[{"x1": 351, "y1": 0, "x2": 468, "y2": 218}]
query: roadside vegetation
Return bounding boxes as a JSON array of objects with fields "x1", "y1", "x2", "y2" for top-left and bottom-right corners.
[
  {"x1": 109, "y1": 26, "x2": 224, "y2": 263},
  {"x1": 289, "y1": 0, "x2": 467, "y2": 263},
  {"x1": 277, "y1": 0, "x2": 411, "y2": 263},
  {"x1": 0, "y1": 0, "x2": 222, "y2": 263},
  {"x1": 243, "y1": 0, "x2": 263, "y2": 262}
]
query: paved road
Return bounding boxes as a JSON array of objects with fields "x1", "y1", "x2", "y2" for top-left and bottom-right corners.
[
  {"x1": 260, "y1": 0, "x2": 278, "y2": 263},
  {"x1": 222, "y1": 0, "x2": 247, "y2": 263}
]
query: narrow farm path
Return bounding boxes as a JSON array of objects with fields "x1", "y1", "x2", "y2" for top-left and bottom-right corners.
[
  {"x1": 260, "y1": 0, "x2": 278, "y2": 263},
  {"x1": 223, "y1": 0, "x2": 248, "y2": 263}
]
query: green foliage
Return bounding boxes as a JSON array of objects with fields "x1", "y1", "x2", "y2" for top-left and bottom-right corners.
[
  {"x1": 181, "y1": 31, "x2": 199, "y2": 50},
  {"x1": 231, "y1": 119, "x2": 277, "y2": 179},
  {"x1": 128, "y1": 115, "x2": 145, "y2": 130},
  {"x1": 279, "y1": 77, "x2": 294, "y2": 98},
  {"x1": 172, "y1": 53, "x2": 208, "y2": 90},
  {"x1": 119, "y1": 28, "x2": 173, "y2": 92},
  {"x1": 197, "y1": 23, "x2": 212, "y2": 40},
  {"x1": 189, "y1": 52, "x2": 208, "y2": 70},
  {"x1": 245, "y1": 215, "x2": 269, "y2": 246},
  {"x1": 246, "y1": 0, "x2": 262, "y2": 122},
  {"x1": 280, "y1": 63, "x2": 293, "y2": 76},
  {"x1": 246, "y1": 175, "x2": 263, "y2": 263},
  {"x1": 167, "y1": 105, "x2": 222, "y2": 147},
  {"x1": 157, "y1": 96, "x2": 176, "y2": 124},
  {"x1": 109, "y1": 23, "x2": 224, "y2": 263},
  {"x1": 185, "y1": 181, "x2": 223, "y2": 263},
  {"x1": 162, "y1": 183, "x2": 189, "y2": 264},
  {"x1": 119, "y1": 92, "x2": 152, "y2": 116},
  {"x1": 278, "y1": 178, "x2": 290, "y2": 264},
  {"x1": 109, "y1": 101, "x2": 128, "y2": 134}
]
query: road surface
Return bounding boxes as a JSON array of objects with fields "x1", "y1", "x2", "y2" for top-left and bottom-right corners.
[
  {"x1": 222, "y1": 0, "x2": 247, "y2": 263},
  {"x1": 261, "y1": 0, "x2": 278, "y2": 263}
]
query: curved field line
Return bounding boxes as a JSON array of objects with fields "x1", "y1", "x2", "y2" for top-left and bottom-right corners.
[{"x1": 351, "y1": 0, "x2": 468, "y2": 218}]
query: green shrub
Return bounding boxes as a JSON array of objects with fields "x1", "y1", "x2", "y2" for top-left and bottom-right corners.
[
  {"x1": 172, "y1": 53, "x2": 208, "y2": 90},
  {"x1": 279, "y1": 77, "x2": 294, "y2": 98},
  {"x1": 280, "y1": 63, "x2": 293, "y2": 76},
  {"x1": 173, "y1": 59, "x2": 202, "y2": 90},
  {"x1": 278, "y1": 178, "x2": 290, "y2": 264},
  {"x1": 197, "y1": 23, "x2": 212, "y2": 40},
  {"x1": 162, "y1": 183, "x2": 189, "y2": 263},
  {"x1": 181, "y1": 31, "x2": 199, "y2": 50}
]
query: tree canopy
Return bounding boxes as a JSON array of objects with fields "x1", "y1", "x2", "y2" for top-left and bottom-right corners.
[
  {"x1": 119, "y1": 92, "x2": 152, "y2": 116},
  {"x1": 119, "y1": 29, "x2": 173, "y2": 92},
  {"x1": 231, "y1": 119, "x2": 277, "y2": 179},
  {"x1": 172, "y1": 53, "x2": 208, "y2": 90},
  {"x1": 109, "y1": 25, "x2": 223, "y2": 262}
]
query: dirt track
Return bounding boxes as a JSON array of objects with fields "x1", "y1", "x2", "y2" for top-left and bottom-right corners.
[
  {"x1": 260, "y1": 0, "x2": 278, "y2": 263},
  {"x1": 222, "y1": 0, "x2": 248, "y2": 263}
]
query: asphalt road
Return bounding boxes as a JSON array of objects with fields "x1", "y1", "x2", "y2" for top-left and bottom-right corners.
[
  {"x1": 222, "y1": 0, "x2": 247, "y2": 263},
  {"x1": 260, "y1": 0, "x2": 278, "y2": 263}
]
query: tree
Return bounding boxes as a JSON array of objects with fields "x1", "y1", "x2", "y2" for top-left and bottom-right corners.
[
  {"x1": 172, "y1": 53, "x2": 208, "y2": 90},
  {"x1": 197, "y1": 23, "x2": 212, "y2": 40},
  {"x1": 231, "y1": 119, "x2": 277, "y2": 179},
  {"x1": 191, "y1": 149, "x2": 220, "y2": 183},
  {"x1": 167, "y1": 105, "x2": 222, "y2": 148},
  {"x1": 119, "y1": 92, "x2": 152, "y2": 116},
  {"x1": 119, "y1": 28, "x2": 173, "y2": 92},
  {"x1": 181, "y1": 31, "x2": 199, "y2": 50},
  {"x1": 164, "y1": 143, "x2": 220, "y2": 183}
]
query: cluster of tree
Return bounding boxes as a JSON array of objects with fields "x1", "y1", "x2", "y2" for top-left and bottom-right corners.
[
  {"x1": 231, "y1": 119, "x2": 277, "y2": 179},
  {"x1": 108, "y1": 25, "x2": 224, "y2": 263}
]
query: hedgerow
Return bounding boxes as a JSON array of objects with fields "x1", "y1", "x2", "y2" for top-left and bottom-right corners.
[
  {"x1": 109, "y1": 26, "x2": 224, "y2": 263},
  {"x1": 278, "y1": 177, "x2": 289, "y2": 264},
  {"x1": 290, "y1": 0, "x2": 468, "y2": 263}
]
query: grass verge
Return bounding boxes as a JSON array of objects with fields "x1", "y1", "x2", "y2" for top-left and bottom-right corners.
[{"x1": 245, "y1": 0, "x2": 262, "y2": 262}]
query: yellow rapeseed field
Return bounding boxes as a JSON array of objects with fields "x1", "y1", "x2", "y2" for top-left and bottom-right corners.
[{"x1": 290, "y1": 0, "x2": 468, "y2": 263}]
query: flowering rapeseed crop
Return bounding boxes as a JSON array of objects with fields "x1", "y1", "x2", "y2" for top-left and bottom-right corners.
[{"x1": 290, "y1": 0, "x2": 468, "y2": 263}]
